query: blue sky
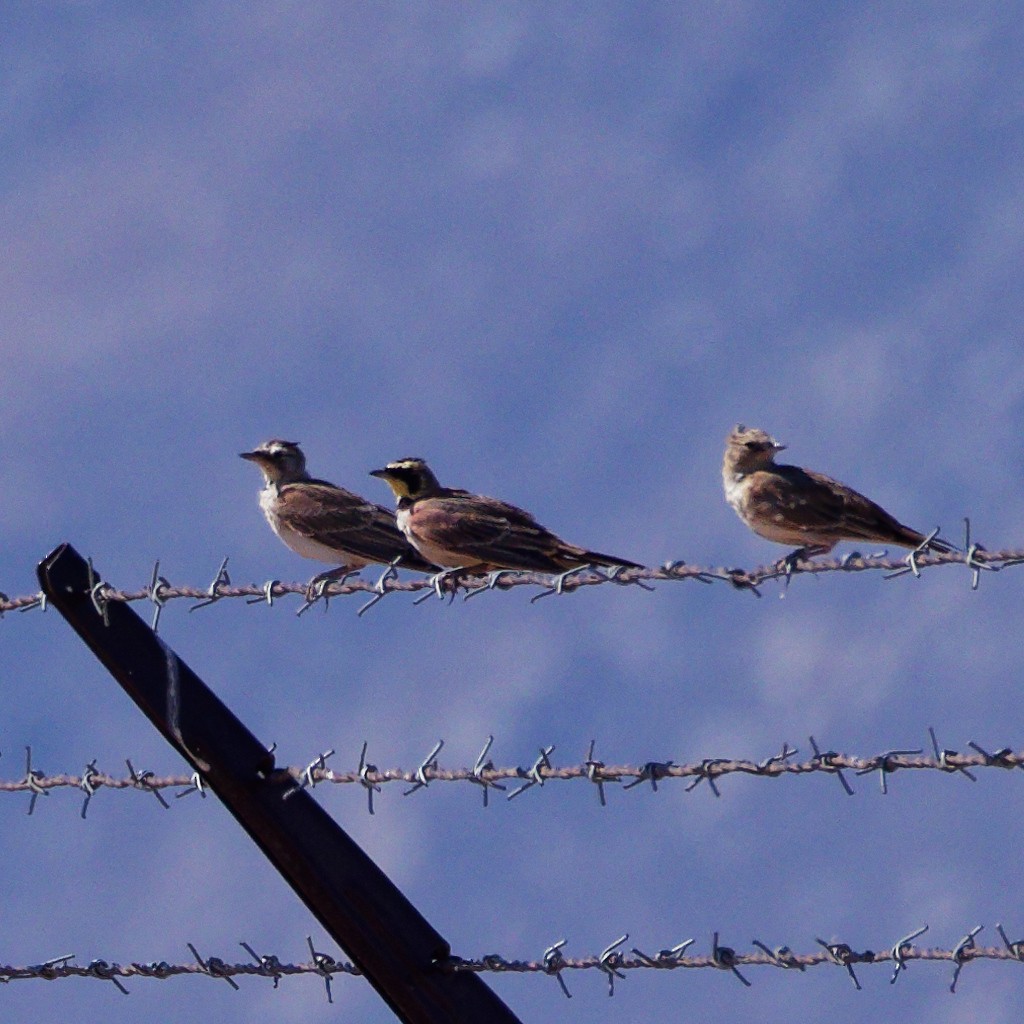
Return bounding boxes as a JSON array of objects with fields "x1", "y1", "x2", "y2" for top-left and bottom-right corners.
[{"x1": 4, "y1": 4, "x2": 1024, "y2": 1021}]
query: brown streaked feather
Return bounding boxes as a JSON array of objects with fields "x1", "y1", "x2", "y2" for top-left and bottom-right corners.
[
  {"x1": 723, "y1": 425, "x2": 953, "y2": 556},
  {"x1": 279, "y1": 480, "x2": 437, "y2": 571},
  {"x1": 405, "y1": 491, "x2": 643, "y2": 573},
  {"x1": 743, "y1": 467, "x2": 948, "y2": 550}
]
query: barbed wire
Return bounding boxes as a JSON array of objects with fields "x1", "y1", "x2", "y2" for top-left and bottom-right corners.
[
  {"x1": 4, "y1": 534, "x2": 1022, "y2": 626},
  {"x1": 4, "y1": 924, "x2": 1022, "y2": 998},
  {"x1": 3, "y1": 731, "x2": 1018, "y2": 816}
]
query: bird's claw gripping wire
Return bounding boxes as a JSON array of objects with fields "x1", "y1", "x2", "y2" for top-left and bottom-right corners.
[
  {"x1": 413, "y1": 567, "x2": 465, "y2": 605},
  {"x1": 298, "y1": 568, "x2": 361, "y2": 616},
  {"x1": 775, "y1": 547, "x2": 813, "y2": 581}
]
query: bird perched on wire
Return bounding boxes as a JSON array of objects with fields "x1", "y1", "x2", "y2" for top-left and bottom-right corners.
[
  {"x1": 369, "y1": 457, "x2": 644, "y2": 583},
  {"x1": 240, "y1": 440, "x2": 437, "y2": 597},
  {"x1": 722, "y1": 425, "x2": 954, "y2": 566}
]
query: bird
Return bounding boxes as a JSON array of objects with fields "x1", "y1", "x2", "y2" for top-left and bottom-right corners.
[
  {"x1": 369, "y1": 457, "x2": 644, "y2": 581},
  {"x1": 240, "y1": 440, "x2": 437, "y2": 597},
  {"x1": 722, "y1": 425, "x2": 953, "y2": 565}
]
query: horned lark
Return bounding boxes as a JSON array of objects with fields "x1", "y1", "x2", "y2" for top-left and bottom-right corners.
[
  {"x1": 240, "y1": 440, "x2": 437, "y2": 593},
  {"x1": 722, "y1": 425, "x2": 953, "y2": 562},
  {"x1": 369, "y1": 457, "x2": 644, "y2": 576}
]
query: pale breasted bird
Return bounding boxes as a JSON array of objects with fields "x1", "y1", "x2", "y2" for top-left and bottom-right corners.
[
  {"x1": 722, "y1": 425, "x2": 953, "y2": 563},
  {"x1": 240, "y1": 440, "x2": 437, "y2": 595}
]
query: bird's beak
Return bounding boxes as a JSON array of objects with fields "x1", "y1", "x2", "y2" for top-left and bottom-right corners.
[
  {"x1": 772, "y1": 441, "x2": 787, "y2": 452},
  {"x1": 369, "y1": 468, "x2": 389, "y2": 479},
  {"x1": 239, "y1": 451, "x2": 260, "y2": 461}
]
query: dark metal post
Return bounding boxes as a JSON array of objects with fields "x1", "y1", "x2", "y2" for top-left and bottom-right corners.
[{"x1": 38, "y1": 543, "x2": 523, "y2": 1024}]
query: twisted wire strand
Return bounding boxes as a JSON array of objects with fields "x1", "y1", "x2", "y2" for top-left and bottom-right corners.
[
  {"x1": 4, "y1": 735, "x2": 1019, "y2": 811},
  {"x1": 4, "y1": 927, "x2": 1021, "y2": 996},
  {"x1": 3, "y1": 544, "x2": 1022, "y2": 619}
]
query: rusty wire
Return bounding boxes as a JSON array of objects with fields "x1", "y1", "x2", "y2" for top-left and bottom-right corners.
[
  {"x1": 4, "y1": 538, "x2": 1022, "y2": 1007},
  {"x1": 3, "y1": 540, "x2": 1023, "y2": 623},
  {"x1": 2, "y1": 732, "x2": 1019, "y2": 816},
  {"x1": 4, "y1": 924, "x2": 1023, "y2": 998}
]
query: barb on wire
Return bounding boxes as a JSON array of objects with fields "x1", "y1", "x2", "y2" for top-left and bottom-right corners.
[
  {"x1": 6, "y1": 926, "x2": 1023, "y2": 994},
  {"x1": 239, "y1": 941, "x2": 285, "y2": 989},
  {"x1": 854, "y1": 746, "x2": 924, "y2": 795},
  {"x1": 147, "y1": 560, "x2": 171, "y2": 633},
  {"x1": 85, "y1": 958, "x2": 130, "y2": 995},
  {"x1": 187, "y1": 942, "x2": 240, "y2": 990},
  {"x1": 683, "y1": 758, "x2": 729, "y2": 797},
  {"x1": 5, "y1": 541, "x2": 1023, "y2": 619},
  {"x1": 889, "y1": 924, "x2": 928, "y2": 984},
  {"x1": 79, "y1": 759, "x2": 102, "y2": 818},
  {"x1": 295, "y1": 749, "x2": 335, "y2": 792},
  {"x1": 17, "y1": 591, "x2": 47, "y2": 614},
  {"x1": 22, "y1": 746, "x2": 48, "y2": 815},
  {"x1": 996, "y1": 922, "x2": 1024, "y2": 961},
  {"x1": 175, "y1": 771, "x2": 207, "y2": 800},
  {"x1": 711, "y1": 932, "x2": 751, "y2": 987},
  {"x1": 751, "y1": 940, "x2": 804, "y2": 971},
  {"x1": 597, "y1": 934, "x2": 629, "y2": 996},
  {"x1": 3, "y1": 732, "x2": 1022, "y2": 810},
  {"x1": 584, "y1": 739, "x2": 616, "y2": 806},
  {"x1": 306, "y1": 935, "x2": 341, "y2": 1004},
  {"x1": 403, "y1": 739, "x2": 444, "y2": 796},
  {"x1": 631, "y1": 939, "x2": 696, "y2": 969},
  {"x1": 929, "y1": 727, "x2": 977, "y2": 782},
  {"x1": 507, "y1": 745, "x2": 555, "y2": 800},
  {"x1": 189, "y1": 556, "x2": 231, "y2": 612},
  {"x1": 542, "y1": 939, "x2": 572, "y2": 999},
  {"x1": 949, "y1": 925, "x2": 984, "y2": 993},
  {"x1": 356, "y1": 741, "x2": 381, "y2": 815},
  {"x1": 808, "y1": 735, "x2": 855, "y2": 796},
  {"x1": 125, "y1": 759, "x2": 170, "y2": 810},
  {"x1": 815, "y1": 938, "x2": 869, "y2": 990},
  {"x1": 622, "y1": 759, "x2": 675, "y2": 792},
  {"x1": 86, "y1": 557, "x2": 111, "y2": 626},
  {"x1": 469, "y1": 735, "x2": 506, "y2": 807}
]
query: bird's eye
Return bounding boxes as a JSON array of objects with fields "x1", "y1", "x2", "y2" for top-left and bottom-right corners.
[{"x1": 744, "y1": 441, "x2": 759, "y2": 450}]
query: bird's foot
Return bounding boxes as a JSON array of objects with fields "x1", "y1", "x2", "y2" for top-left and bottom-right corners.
[
  {"x1": 413, "y1": 567, "x2": 466, "y2": 605},
  {"x1": 773, "y1": 546, "x2": 831, "y2": 586},
  {"x1": 304, "y1": 566, "x2": 361, "y2": 603},
  {"x1": 298, "y1": 567, "x2": 360, "y2": 615},
  {"x1": 775, "y1": 548, "x2": 809, "y2": 578}
]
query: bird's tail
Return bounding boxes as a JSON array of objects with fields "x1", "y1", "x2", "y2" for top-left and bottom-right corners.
[
  {"x1": 921, "y1": 532, "x2": 956, "y2": 554},
  {"x1": 578, "y1": 549, "x2": 645, "y2": 571}
]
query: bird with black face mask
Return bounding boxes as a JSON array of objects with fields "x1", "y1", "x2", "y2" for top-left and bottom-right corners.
[{"x1": 370, "y1": 457, "x2": 644, "y2": 580}]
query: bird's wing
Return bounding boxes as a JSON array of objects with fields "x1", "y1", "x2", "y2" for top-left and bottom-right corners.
[
  {"x1": 409, "y1": 494, "x2": 573, "y2": 572},
  {"x1": 749, "y1": 467, "x2": 928, "y2": 548},
  {"x1": 279, "y1": 482, "x2": 433, "y2": 568},
  {"x1": 802, "y1": 469, "x2": 934, "y2": 545},
  {"x1": 412, "y1": 492, "x2": 641, "y2": 572},
  {"x1": 744, "y1": 467, "x2": 848, "y2": 534}
]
